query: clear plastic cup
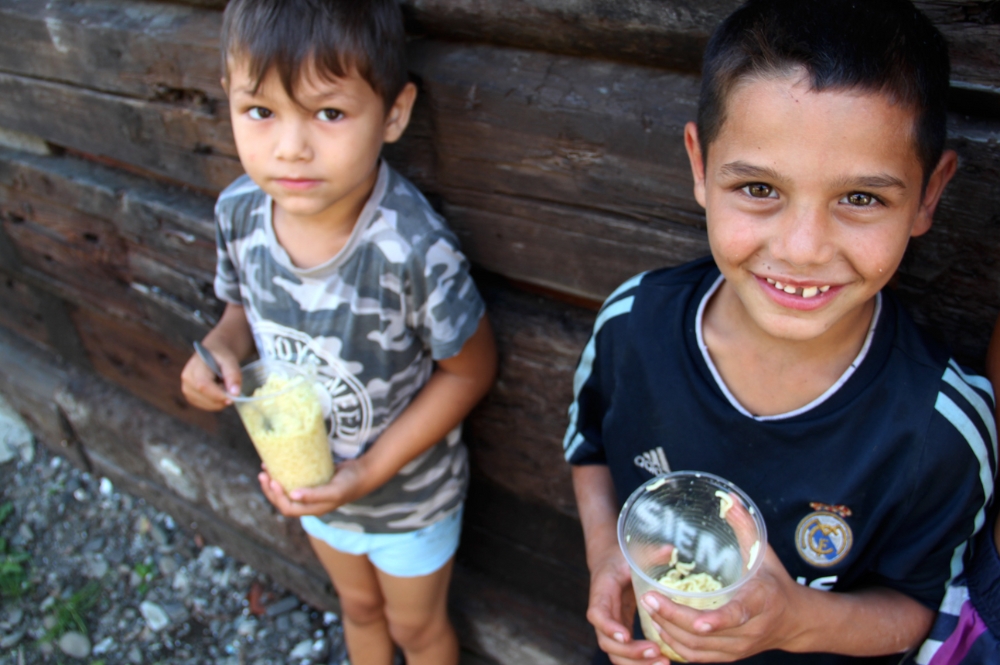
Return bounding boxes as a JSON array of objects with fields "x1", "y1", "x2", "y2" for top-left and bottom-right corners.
[
  {"x1": 232, "y1": 359, "x2": 333, "y2": 491},
  {"x1": 618, "y1": 471, "x2": 767, "y2": 662}
]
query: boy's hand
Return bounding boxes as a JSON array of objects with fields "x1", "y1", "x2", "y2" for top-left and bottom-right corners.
[
  {"x1": 588, "y1": 547, "x2": 668, "y2": 664},
  {"x1": 180, "y1": 344, "x2": 242, "y2": 411},
  {"x1": 639, "y1": 544, "x2": 805, "y2": 662},
  {"x1": 258, "y1": 460, "x2": 368, "y2": 517}
]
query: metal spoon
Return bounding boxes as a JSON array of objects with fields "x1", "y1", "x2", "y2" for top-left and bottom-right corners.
[
  {"x1": 193, "y1": 341, "x2": 224, "y2": 380},
  {"x1": 195, "y1": 342, "x2": 275, "y2": 431}
]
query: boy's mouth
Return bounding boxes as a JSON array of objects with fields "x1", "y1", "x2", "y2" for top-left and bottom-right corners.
[{"x1": 764, "y1": 277, "x2": 832, "y2": 299}]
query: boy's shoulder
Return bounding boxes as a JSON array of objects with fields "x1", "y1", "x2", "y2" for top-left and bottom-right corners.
[
  {"x1": 371, "y1": 163, "x2": 454, "y2": 248},
  {"x1": 214, "y1": 174, "x2": 266, "y2": 233},
  {"x1": 601, "y1": 257, "x2": 716, "y2": 311}
]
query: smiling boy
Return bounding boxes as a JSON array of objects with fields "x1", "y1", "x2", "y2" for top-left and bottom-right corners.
[
  {"x1": 566, "y1": 1, "x2": 996, "y2": 663},
  {"x1": 180, "y1": 2, "x2": 497, "y2": 664}
]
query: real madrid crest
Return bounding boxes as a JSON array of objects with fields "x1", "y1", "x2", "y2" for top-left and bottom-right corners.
[{"x1": 795, "y1": 504, "x2": 853, "y2": 567}]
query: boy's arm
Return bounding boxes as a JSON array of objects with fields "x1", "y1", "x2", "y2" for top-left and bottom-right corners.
[
  {"x1": 260, "y1": 316, "x2": 497, "y2": 515},
  {"x1": 575, "y1": 464, "x2": 668, "y2": 664},
  {"x1": 644, "y1": 546, "x2": 933, "y2": 661},
  {"x1": 181, "y1": 302, "x2": 254, "y2": 411}
]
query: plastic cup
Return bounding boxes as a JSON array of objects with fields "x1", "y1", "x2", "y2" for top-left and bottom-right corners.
[
  {"x1": 232, "y1": 359, "x2": 333, "y2": 491},
  {"x1": 618, "y1": 471, "x2": 767, "y2": 662}
]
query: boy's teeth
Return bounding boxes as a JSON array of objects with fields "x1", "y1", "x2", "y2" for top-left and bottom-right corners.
[{"x1": 768, "y1": 278, "x2": 833, "y2": 297}]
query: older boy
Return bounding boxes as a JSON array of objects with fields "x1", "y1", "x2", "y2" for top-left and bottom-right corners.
[
  {"x1": 181, "y1": 2, "x2": 497, "y2": 664},
  {"x1": 565, "y1": 1, "x2": 995, "y2": 663}
]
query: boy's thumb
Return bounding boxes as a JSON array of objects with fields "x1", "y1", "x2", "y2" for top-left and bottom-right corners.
[{"x1": 220, "y1": 361, "x2": 243, "y2": 396}]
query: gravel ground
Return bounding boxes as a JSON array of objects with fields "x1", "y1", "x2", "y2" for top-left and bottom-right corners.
[{"x1": 0, "y1": 410, "x2": 351, "y2": 664}]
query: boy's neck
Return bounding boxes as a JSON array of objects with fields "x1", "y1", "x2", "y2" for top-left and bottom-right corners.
[
  {"x1": 702, "y1": 280, "x2": 877, "y2": 417},
  {"x1": 272, "y1": 163, "x2": 380, "y2": 270}
]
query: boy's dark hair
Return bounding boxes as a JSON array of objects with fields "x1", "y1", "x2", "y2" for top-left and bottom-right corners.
[
  {"x1": 698, "y1": 0, "x2": 950, "y2": 186},
  {"x1": 221, "y1": 0, "x2": 408, "y2": 111}
]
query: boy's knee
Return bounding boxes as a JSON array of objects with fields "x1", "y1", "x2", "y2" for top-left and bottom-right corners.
[
  {"x1": 339, "y1": 594, "x2": 386, "y2": 627},
  {"x1": 386, "y1": 612, "x2": 449, "y2": 652}
]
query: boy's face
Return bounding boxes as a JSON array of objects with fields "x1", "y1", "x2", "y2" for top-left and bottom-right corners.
[
  {"x1": 685, "y1": 72, "x2": 955, "y2": 343},
  {"x1": 225, "y1": 57, "x2": 415, "y2": 226}
]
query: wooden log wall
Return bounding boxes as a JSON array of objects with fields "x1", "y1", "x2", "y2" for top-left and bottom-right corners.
[{"x1": 0, "y1": 1, "x2": 998, "y2": 662}]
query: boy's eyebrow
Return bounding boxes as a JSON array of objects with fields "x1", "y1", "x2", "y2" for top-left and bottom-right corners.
[
  {"x1": 832, "y1": 174, "x2": 908, "y2": 190},
  {"x1": 718, "y1": 161, "x2": 784, "y2": 182},
  {"x1": 719, "y1": 161, "x2": 908, "y2": 190}
]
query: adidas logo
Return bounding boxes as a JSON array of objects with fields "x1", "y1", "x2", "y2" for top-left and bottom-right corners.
[{"x1": 634, "y1": 447, "x2": 671, "y2": 476}]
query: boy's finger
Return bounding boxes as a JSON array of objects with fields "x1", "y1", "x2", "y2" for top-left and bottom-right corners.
[
  {"x1": 595, "y1": 632, "x2": 666, "y2": 664},
  {"x1": 208, "y1": 352, "x2": 243, "y2": 396}
]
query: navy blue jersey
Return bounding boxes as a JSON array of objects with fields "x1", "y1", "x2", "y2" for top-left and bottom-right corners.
[{"x1": 566, "y1": 258, "x2": 996, "y2": 665}]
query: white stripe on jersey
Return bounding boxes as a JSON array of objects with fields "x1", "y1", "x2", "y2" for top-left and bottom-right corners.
[
  {"x1": 936, "y1": 391, "x2": 995, "y2": 503},
  {"x1": 949, "y1": 359, "x2": 996, "y2": 404},
  {"x1": 943, "y1": 367, "x2": 998, "y2": 467},
  {"x1": 935, "y1": 388, "x2": 993, "y2": 588},
  {"x1": 914, "y1": 638, "x2": 942, "y2": 665},
  {"x1": 564, "y1": 296, "x2": 635, "y2": 460},
  {"x1": 572, "y1": 296, "x2": 635, "y2": 398},
  {"x1": 564, "y1": 274, "x2": 645, "y2": 462},
  {"x1": 565, "y1": 432, "x2": 587, "y2": 461}
]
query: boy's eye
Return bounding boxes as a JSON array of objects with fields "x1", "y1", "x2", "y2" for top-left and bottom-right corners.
[
  {"x1": 248, "y1": 107, "x2": 272, "y2": 120},
  {"x1": 316, "y1": 108, "x2": 344, "y2": 122},
  {"x1": 743, "y1": 183, "x2": 776, "y2": 199},
  {"x1": 842, "y1": 192, "x2": 879, "y2": 207}
]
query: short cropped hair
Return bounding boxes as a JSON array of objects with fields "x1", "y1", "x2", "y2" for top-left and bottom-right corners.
[
  {"x1": 221, "y1": 0, "x2": 408, "y2": 111},
  {"x1": 698, "y1": 0, "x2": 950, "y2": 185}
]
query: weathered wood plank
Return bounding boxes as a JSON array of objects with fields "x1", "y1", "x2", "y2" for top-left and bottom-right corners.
[
  {"x1": 443, "y1": 192, "x2": 710, "y2": 299},
  {"x1": 0, "y1": 269, "x2": 50, "y2": 349},
  {"x1": 0, "y1": 147, "x2": 219, "y2": 292},
  {"x1": 4, "y1": 0, "x2": 994, "y2": 96},
  {"x1": 466, "y1": 274, "x2": 593, "y2": 516},
  {"x1": 0, "y1": 188, "x2": 129, "y2": 282},
  {"x1": 403, "y1": 1, "x2": 1000, "y2": 92},
  {"x1": 0, "y1": 0, "x2": 224, "y2": 102},
  {"x1": 412, "y1": 42, "x2": 704, "y2": 229},
  {"x1": 461, "y1": 477, "x2": 590, "y2": 614},
  {"x1": 70, "y1": 304, "x2": 220, "y2": 433},
  {"x1": 0, "y1": 73, "x2": 240, "y2": 191}
]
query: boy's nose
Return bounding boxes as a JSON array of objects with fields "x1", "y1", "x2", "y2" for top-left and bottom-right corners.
[
  {"x1": 274, "y1": 122, "x2": 312, "y2": 162},
  {"x1": 772, "y1": 205, "x2": 835, "y2": 267}
]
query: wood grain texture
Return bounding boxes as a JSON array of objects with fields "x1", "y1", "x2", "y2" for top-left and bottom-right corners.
[
  {"x1": 403, "y1": 0, "x2": 1000, "y2": 91},
  {"x1": 0, "y1": 0, "x2": 224, "y2": 101},
  {"x1": 8, "y1": 0, "x2": 995, "y2": 93},
  {"x1": 0, "y1": 73, "x2": 241, "y2": 191},
  {"x1": 0, "y1": 269, "x2": 50, "y2": 349}
]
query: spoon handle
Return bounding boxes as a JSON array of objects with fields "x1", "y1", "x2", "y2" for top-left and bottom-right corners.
[{"x1": 193, "y1": 341, "x2": 224, "y2": 380}]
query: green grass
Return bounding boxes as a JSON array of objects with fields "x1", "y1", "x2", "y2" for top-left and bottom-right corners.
[
  {"x1": 40, "y1": 581, "x2": 102, "y2": 643},
  {"x1": 133, "y1": 561, "x2": 156, "y2": 595},
  {"x1": 0, "y1": 501, "x2": 30, "y2": 598}
]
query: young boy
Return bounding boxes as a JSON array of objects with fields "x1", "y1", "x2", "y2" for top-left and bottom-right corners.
[
  {"x1": 565, "y1": 1, "x2": 995, "y2": 663},
  {"x1": 180, "y1": 2, "x2": 497, "y2": 664}
]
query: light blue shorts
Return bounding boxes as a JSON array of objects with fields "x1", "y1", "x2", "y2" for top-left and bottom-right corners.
[{"x1": 300, "y1": 507, "x2": 463, "y2": 578}]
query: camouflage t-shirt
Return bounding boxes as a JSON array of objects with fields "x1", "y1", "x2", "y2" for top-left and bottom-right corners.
[{"x1": 214, "y1": 161, "x2": 485, "y2": 533}]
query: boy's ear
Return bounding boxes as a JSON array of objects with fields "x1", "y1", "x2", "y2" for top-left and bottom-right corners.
[
  {"x1": 221, "y1": 76, "x2": 230, "y2": 96},
  {"x1": 383, "y1": 82, "x2": 418, "y2": 144},
  {"x1": 911, "y1": 149, "x2": 958, "y2": 238},
  {"x1": 684, "y1": 122, "x2": 708, "y2": 209}
]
